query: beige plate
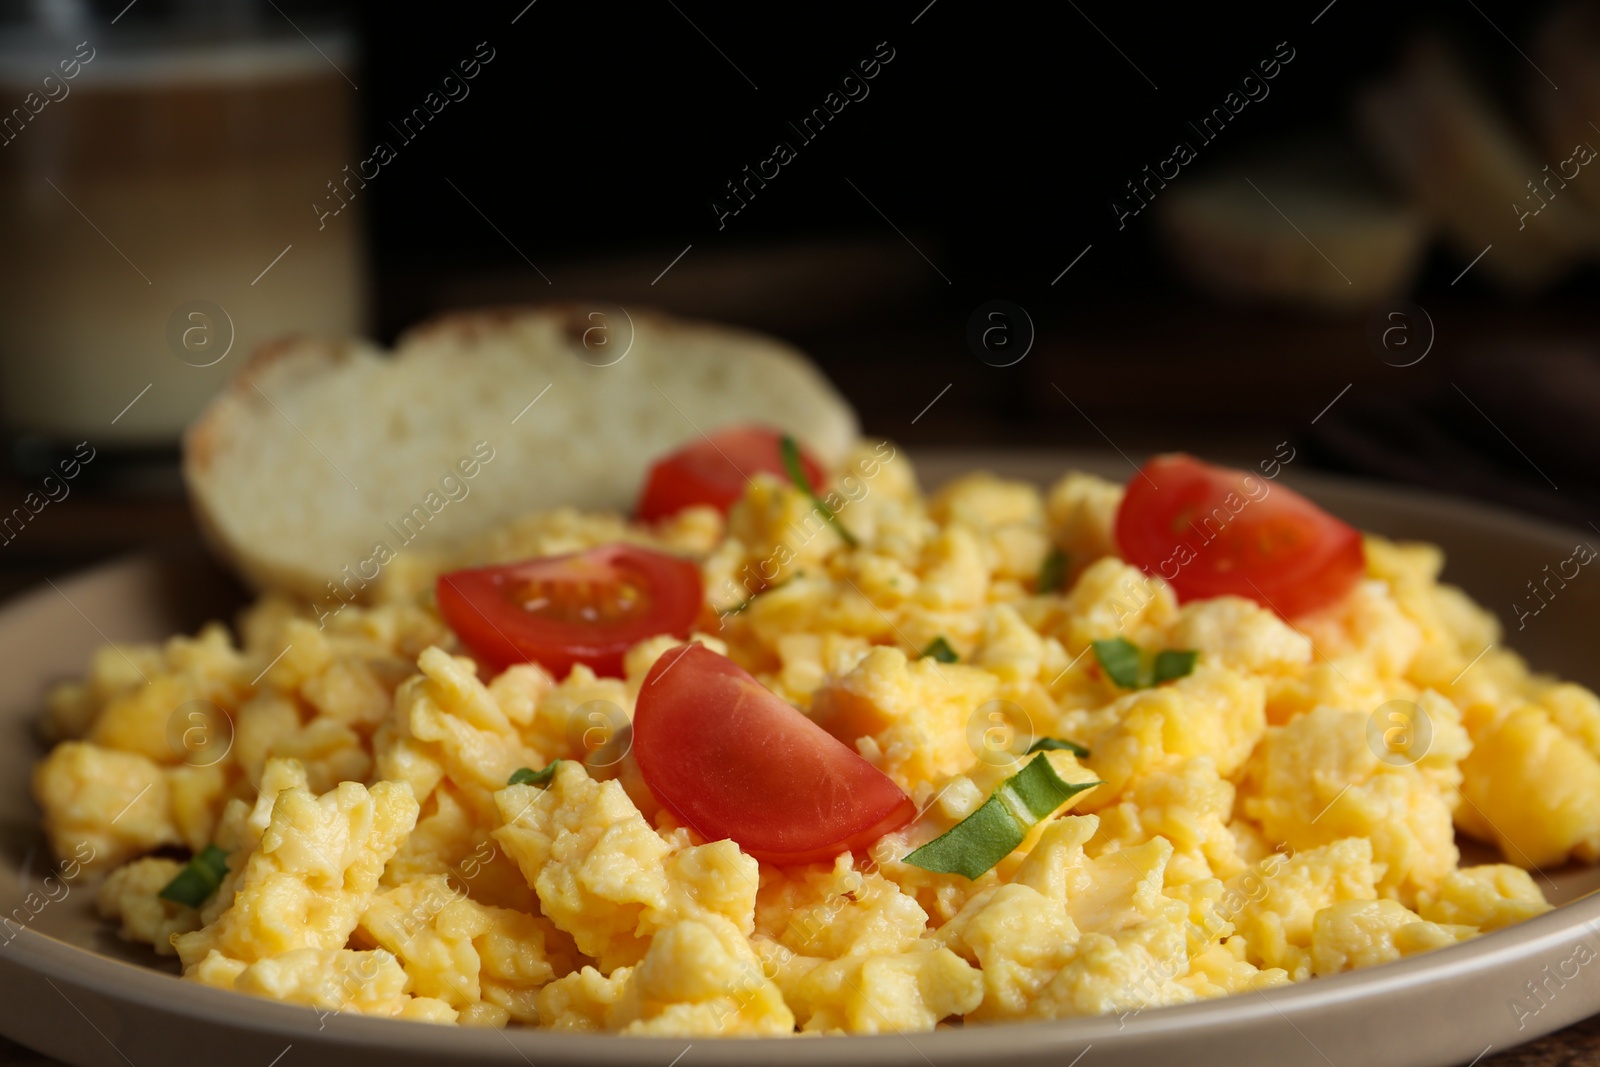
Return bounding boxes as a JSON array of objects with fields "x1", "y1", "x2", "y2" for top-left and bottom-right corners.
[{"x1": 3, "y1": 449, "x2": 1599, "y2": 1067}]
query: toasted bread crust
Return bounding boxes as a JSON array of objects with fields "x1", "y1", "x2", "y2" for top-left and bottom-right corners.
[{"x1": 182, "y1": 304, "x2": 859, "y2": 602}]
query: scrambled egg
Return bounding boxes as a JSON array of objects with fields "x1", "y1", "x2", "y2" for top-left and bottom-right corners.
[{"x1": 39, "y1": 442, "x2": 1591, "y2": 1035}]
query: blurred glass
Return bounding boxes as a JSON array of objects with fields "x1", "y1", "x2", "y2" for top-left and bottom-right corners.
[{"x1": 0, "y1": 0, "x2": 366, "y2": 446}]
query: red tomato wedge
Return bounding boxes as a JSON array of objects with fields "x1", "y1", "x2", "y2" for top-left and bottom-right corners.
[
  {"x1": 436, "y1": 544, "x2": 702, "y2": 678},
  {"x1": 633, "y1": 644, "x2": 916, "y2": 865},
  {"x1": 1114, "y1": 453, "x2": 1364, "y2": 619},
  {"x1": 636, "y1": 425, "x2": 825, "y2": 521}
]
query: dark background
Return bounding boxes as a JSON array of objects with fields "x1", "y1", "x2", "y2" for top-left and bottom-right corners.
[
  {"x1": 353, "y1": 0, "x2": 1597, "y2": 499},
  {"x1": 361, "y1": 0, "x2": 1571, "y2": 307},
  {"x1": 4, "y1": 0, "x2": 1598, "y2": 586}
]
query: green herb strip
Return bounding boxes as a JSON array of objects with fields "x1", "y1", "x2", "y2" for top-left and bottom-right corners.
[
  {"x1": 1027, "y1": 736, "x2": 1090, "y2": 758},
  {"x1": 1037, "y1": 548, "x2": 1069, "y2": 593},
  {"x1": 921, "y1": 636, "x2": 959, "y2": 663},
  {"x1": 1092, "y1": 636, "x2": 1144, "y2": 688},
  {"x1": 1152, "y1": 648, "x2": 1198, "y2": 684},
  {"x1": 1091, "y1": 637, "x2": 1199, "y2": 689},
  {"x1": 902, "y1": 755, "x2": 1102, "y2": 880},
  {"x1": 780, "y1": 435, "x2": 858, "y2": 547},
  {"x1": 507, "y1": 760, "x2": 562, "y2": 787},
  {"x1": 158, "y1": 844, "x2": 231, "y2": 907}
]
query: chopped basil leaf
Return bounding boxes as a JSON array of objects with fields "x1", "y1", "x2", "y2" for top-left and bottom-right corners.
[
  {"x1": 903, "y1": 755, "x2": 1102, "y2": 880},
  {"x1": 158, "y1": 844, "x2": 230, "y2": 907},
  {"x1": 1092, "y1": 637, "x2": 1199, "y2": 689},
  {"x1": 1092, "y1": 637, "x2": 1143, "y2": 688},
  {"x1": 905, "y1": 792, "x2": 1019, "y2": 881},
  {"x1": 1037, "y1": 548, "x2": 1069, "y2": 594},
  {"x1": 1027, "y1": 736, "x2": 1090, "y2": 758},
  {"x1": 780, "y1": 435, "x2": 858, "y2": 547},
  {"x1": 1152, "y1": 648, "x2": 1199, "y2": 685},
  {"x1": 508, "y1": 760, "x2": 562, "y2": 787},
  {"x1": 921, "y1": 636, "x2": 959, "y2": 663}
]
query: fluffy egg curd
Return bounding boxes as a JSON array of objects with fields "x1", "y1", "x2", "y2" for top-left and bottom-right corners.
[{"x1": 30, "y1": 439, "x2": 1593, "y2": 1037}]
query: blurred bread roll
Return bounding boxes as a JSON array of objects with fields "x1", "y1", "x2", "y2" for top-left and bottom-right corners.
[
  {"x1": 1158, "y1": 137, "x2": 1427, "y2": 310},
  {"x1": 184, "y1": 304, "x2": 859, "y2": 601},
  {"x1": 1356, "y1": 37, "x2": 1600, "y2": 291}
]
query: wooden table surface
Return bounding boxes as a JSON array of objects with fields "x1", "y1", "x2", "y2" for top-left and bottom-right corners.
[{"x1": 1481, "y1": 1012, "x2": 1600, "y2": 1065}]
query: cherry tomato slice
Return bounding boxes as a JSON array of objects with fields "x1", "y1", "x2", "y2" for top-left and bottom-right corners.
[
  {"x1": 436, "y1": 544, "x2": 702, "y2": 678},
  {"x1": 636, "y1": 425, "x2": 826, "y2": 521},
  {"x1": 633, "y1": 644, "x2": 916, "y2": 865},
  {"x1": 1114, "y1": 453, "x2": 1364, "y2": 619}
]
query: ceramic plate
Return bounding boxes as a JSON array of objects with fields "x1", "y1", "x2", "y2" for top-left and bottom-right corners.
[{"x1": 3, "y1": 450, "x2": 1598, "y2": 1067}]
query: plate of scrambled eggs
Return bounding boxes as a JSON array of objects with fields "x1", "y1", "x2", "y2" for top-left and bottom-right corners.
[{"x1": 5, "y1": 440, "x2": 1600, "y2": 1067}]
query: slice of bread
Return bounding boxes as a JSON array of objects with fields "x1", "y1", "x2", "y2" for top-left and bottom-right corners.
[
  {"x1": 183, "y1": 304, "x2": 859, "y2": 601},
  {"x1": 1158, "y1": 137, "x2": 1428, "y2": 310},
  {"x1": 1355, "y1": 37, "x2": 1600, "y2": 291}
]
